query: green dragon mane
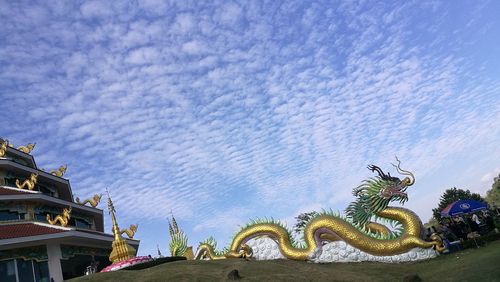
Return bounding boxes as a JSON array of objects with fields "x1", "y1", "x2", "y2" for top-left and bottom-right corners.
[{"x1": 345, "y1": 176, "x2": 408, "y2": 227}]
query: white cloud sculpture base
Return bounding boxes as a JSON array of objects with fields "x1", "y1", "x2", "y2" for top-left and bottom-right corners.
[{"x1": 246, "y1": 237, "x2": 438, "y2": 263}]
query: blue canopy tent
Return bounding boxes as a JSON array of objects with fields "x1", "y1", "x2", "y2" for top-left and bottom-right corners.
[
  {"x1": 440, "y1": 199, "x2": 488, "y2": 250},
  {"x1": 441, "y1": 199, "x2": 488, "y2": 217}
]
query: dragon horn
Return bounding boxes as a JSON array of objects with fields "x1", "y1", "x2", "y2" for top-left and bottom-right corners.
[{"x1": 391, "y1": 156, "x2": 415, "y2": 186}]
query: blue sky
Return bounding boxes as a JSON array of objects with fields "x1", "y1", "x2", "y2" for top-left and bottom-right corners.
[{"x1": 1, "y1": 1, "x2": 499, "y2": 256}]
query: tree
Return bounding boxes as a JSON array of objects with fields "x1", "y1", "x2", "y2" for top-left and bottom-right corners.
[
  {"x1": 485, "y1": 174, "x2": 500, "y2": 206},
  {"x1": 293, "y1": 211, "x2": 318, "y2": 234},
  {"x1": 432, "y1": 187, "x2": 485, "y2": 221}
]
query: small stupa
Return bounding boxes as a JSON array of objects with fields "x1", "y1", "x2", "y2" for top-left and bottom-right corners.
[{"x1": 100, "y1": 190, "x2": 151, "y2": 272}]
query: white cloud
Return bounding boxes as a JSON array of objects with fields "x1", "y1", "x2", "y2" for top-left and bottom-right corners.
[
  {"x1": 218, "y1": 2, "x2": 242, "y2": 25},
  {"x1": 172, "y1": 13, "x2": 195, "y2": 34},
  {"x1": 79, "y1": 1, "x2": 112, "y2": 18},
  {"x1": 126, "y1": 46, "x2": 161, "y2": 65},
  {"x1": 182, "y1": 40, "x2": 204, "y2": 55},
  {"x1": 481, "y1": 168, "x2": 500, "y2": 183}
]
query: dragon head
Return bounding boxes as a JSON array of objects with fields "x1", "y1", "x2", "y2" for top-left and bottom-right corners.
[
  {"x1": 347, "y1": 157, "x2": 415, "y2": 226},
  {"x1": 63, "y1": 207, "x2": 72, "y2": 219},
  {"x1": 366, "y1": 157, "x2": 415, "y2": 204},
  {"x1": 30, "y1": 173, "x2": 39, "y2": 184}
]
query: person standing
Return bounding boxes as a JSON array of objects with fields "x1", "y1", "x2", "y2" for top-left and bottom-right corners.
[{"x1": 472, "y1": 213, "x2": 481, "y2": 225}]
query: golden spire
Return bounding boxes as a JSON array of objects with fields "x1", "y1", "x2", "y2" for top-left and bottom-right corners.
[{"x1": 106, "y1": 189, "x2": 137, "y2": 263}]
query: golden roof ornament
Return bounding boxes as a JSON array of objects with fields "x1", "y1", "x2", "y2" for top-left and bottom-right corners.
[
  {"x1": 0, "y1": 140, "x2": 7, "y2": 157},
  {"x1": 75, "y1": 194, "x2": 102, "y2": 208},
  {"x1": 120, "y1": 224, "x2": 138, "y2": 239},
  {"x1": 47, "y1": 207, "x2": 71, "y2": 227},
  {"x1": 50, "y1": 165, "x2": 67, "y2": 177},
  {"x1": 15, "y1": 173, "x2": 38, "y2": 190},
  {"x1": 106, "y1": 189, "x2": 137, "y2": 263},
  {"x1": 17, "y1": 143, "x2": 36, "y2": 154}
]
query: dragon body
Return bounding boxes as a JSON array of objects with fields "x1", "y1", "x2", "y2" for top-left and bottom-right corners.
[
  {"x1": 15, "y1": 173, "x2": 38, "y2": 190},
  {"x1": 75, "y1": 194, "x2": 102, "y2": 208},
  {"x1": 196, "y1": 159, "x2": 444, "y2": 261},
  {"x1": 47, "y1": 207, "x2": 71, "y2": 227}
]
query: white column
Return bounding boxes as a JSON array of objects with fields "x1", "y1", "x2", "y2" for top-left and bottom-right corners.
[{"x1": 46, "y1": 243, "x2": 64, "y2": 282}]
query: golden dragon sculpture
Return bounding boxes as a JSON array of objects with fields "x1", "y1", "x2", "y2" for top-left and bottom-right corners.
[
  {"x1": 47, "y1": 207, "x2": 72, "y2": 227},
  {"x1": 196, "y1": 159, "x2": 445, "y2": 260},
  {"x1": 0, "y1": 140, "x2": 7, "y2": 157},
  {"x1": 16, "y1": 143, "x2": 36, "y2": 154},
  {"x1": 1, "y1": 140, "x2": 36, "y2": 154},
  {"x1": 75, "y1": 194, "x2": 102, "y2": 208},
  {"x1": 120, "y1": 224, "x2": 138, "y2": 239},
  {"x1": 15, "y1": 173, "x2": 38, "y2": 190},
  {"x1": 50, "y1": 165, "x2": 67, "y2": 177}
]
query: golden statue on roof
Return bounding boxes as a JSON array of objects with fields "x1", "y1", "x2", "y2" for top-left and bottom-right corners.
[
  {"x1": 120, "y1": 224, "x2": 138, "y2": 239},
  {"x1": 15, "y1": 173, "x2": 38, "y2": 190},
  {"x1": 17, "y1": 143, "x2": 36, "y2": 154},
  {"x1": 50, "y1": 165, "x2": 67, "y2": 177},
  {"x1": 47, "y1": 207, "x2": 72, "y2": 227},
  {"x1": 0, "y1": 140, "x2": 7, "y2": 157},
  {"x1": 75, "y1": 194, "x2": 102, "y2": 208}
]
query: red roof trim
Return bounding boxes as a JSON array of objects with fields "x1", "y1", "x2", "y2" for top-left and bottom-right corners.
[
  {"x1": 0, "y1": 223, "x2": 66, "y2": 239},
  {"x1": 0, "y1": 187, "x2": 34, "y2": 195}
]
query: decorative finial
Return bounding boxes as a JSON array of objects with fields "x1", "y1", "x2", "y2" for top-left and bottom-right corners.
[
  {"x1": 75, "y1": 194, "x2": 102, "y2": 208},
  {"x1": 106, "y1": 188, "x2": 116, "y2": 215},
  {"x1": 17, "y1": 143, "x2": 36, "y2": 154},
  {"x1": 50, "y1": 165, "x2": 67, "y2": 177}
]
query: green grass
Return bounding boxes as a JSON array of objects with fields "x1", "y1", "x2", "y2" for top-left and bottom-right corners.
[{"x1": 70, "y1": 240, "x2": 500, "y2": 282}]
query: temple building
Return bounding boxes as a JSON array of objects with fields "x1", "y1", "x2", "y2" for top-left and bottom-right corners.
[{"x1": 0, "y1": 139, "x2": 140, "y2": 281}]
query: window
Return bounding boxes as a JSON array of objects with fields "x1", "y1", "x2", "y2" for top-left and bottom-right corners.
[
  {"x1": 0, "y1": 259, "x2": 49, "y2": 282},
  {"x1": 0, "y1": 259, "x2": 16, "y2": 282},
  {"x1": 35, "y1": 212, "x2": 50, "y2": 222},
  {"x1": 0, "y1": 210, "x2": 21, "y2": 221},
  {"x1": 69, "y1": 218, "x2": 92, "y2": 229},
  {"x1": 4, "y1": 177, "x2": 17, "y2": 187},
  {"x1": 17, "y1": 259, "x2": 34, "y2": 282},
  {"x1": 34, "y1": 261, "x2": 49, "y2": 282},
  {"x1": 37, "y1": 185, "x2": 55, "y2": 197}
]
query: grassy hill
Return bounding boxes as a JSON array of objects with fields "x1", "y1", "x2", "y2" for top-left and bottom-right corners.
[{"x1": 71, "y1": 240, "x2": 500, "y2": 282}]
